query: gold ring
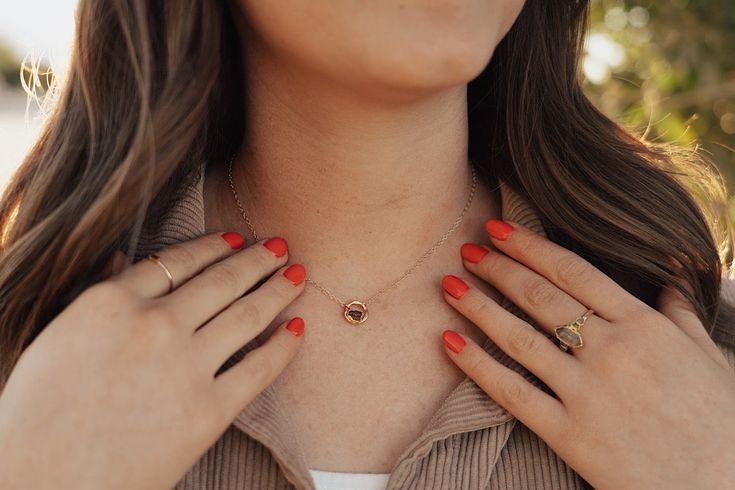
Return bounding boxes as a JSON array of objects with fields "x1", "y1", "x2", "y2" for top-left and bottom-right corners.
[
  {"x1": 147, "y1": 254, "x2": 174, "y2": 293},
  {"x1": 554, "y1": 308, "x2": 594, "y2": 352}
]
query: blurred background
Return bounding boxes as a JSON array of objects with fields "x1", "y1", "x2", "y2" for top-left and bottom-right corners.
[{"x1": 0, "y1": 0, "x2": 733, "y2": 215}]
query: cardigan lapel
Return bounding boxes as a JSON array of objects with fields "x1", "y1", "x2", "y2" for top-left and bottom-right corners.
[
  {"x1": 383, "y1": 178, "x2": 555, "y2": 489},
  {"x1": 135, "y1": 159, "x2": 555, "y2": 490}
]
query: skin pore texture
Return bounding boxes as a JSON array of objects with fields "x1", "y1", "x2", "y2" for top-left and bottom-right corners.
[{"x1": 202, "y1": 0, "x2": 525, "y2": 473}]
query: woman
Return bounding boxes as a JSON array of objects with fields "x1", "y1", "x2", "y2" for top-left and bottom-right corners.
[{"x1": 1, "y1": 0, "x2": 734, "y2": 488}]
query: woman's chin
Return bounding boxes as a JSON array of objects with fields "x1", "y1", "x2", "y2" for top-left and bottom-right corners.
[{"x1": 360, "y1": 46, "x2": 495, "y2": 99}]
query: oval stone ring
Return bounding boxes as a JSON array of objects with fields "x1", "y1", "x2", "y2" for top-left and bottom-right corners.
[{"x1": 554, "y1": 308, "x2": 595, "y2": 352}]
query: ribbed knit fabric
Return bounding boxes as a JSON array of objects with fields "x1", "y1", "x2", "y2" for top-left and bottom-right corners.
[{"x1": 132, "y1": 159, "x2": 735, "y2": 490}]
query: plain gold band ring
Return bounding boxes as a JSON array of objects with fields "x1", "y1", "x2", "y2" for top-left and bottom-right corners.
[{"x1": 147, "y1": 254, "x2": 174, "y2": 293}]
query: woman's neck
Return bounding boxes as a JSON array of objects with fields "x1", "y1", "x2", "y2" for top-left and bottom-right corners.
[{"x1": 208, "y1": 48, "x2": 501, "y2": 298}]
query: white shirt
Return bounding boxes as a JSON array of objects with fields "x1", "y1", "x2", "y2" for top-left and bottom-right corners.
[{"x1": 309, "y1": 469, "x2": 390, "y2": 490}]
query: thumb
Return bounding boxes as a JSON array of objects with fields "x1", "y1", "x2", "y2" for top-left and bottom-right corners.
[{"x1": 657, "y1": 281, "x2": 729, "y2": 369}]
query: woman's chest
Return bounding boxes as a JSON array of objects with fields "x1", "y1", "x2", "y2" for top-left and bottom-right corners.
[{"x1": 266, "y1": 288, "x2": 490, "y2": 474}]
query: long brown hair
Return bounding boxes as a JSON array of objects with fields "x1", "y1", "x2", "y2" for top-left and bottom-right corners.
[{"x1": 1, "y1": 0, "x2": 733, "y2": 387}]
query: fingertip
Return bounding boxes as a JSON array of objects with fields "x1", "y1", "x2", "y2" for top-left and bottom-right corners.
[
  {"x1": 263, "y1": 236, "x2": 289, "y2": 258},
  {"x1": 285, "y1": 316, "x2": 305, "y2": 337},
  {"x1": 221, "y1": 231, "x2": 245, "y2": 250},
  {"x1": 485, "y1": 219, "x2": 515, "y2": 241},
  {"x1": 441, "y1": 328, "x2": 466, "y2": 354},
  {"x1": 283, "y1": 263, "x2": 306, "y2": 286}
]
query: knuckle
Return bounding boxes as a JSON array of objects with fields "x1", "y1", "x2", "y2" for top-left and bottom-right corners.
[
  {"x1": 499, "y1": 378, "x2": 528, "y2": 408},
  {"x1": 164, "y1": 243, "x2": 199, "y2": 272},
  {"x1": 236, "y1": 300, "x2": 262, "y2": 327},
  {"x1": 523, "y1": 278, "x2": 557, "y2": 309},
  {"x1": 514, "y1": 233, "x2": 540, "y2": 259},
  {"x1": 205, "y1": 263, "x2": 243, "y2": 292},
  {"x1": 506, "y1": 325, "x2": 542, "y2": 358},
  {"x1": 629, "y1": 305, "x2": 662, "y2": 327},
  {"x1": 479, "y1": 250, "x2": 504, "y2": 276},
  {"x1": 475, "y1": 301, "x2": 495, "y2": 323},
  {"x1": 251, "y1": 240, "x2": 278, "y2": 270},
  {"x1": 207, "y1": 232, "x2": 233, "y2": 253},
  {"x1": 263, "y1": 274, "x2": 295, "y2": 299},
  {"x1": 465, "y1": 352, "x2": 487, "y2": 373},
  {"x1": 554, "y1": 254, "x2": 589, "y2": 288},
  {"x1": 470, "y1": 295, "x2": 495, "y2": 319},
  {"x1": 140, "y1": 303, "x2": 178, "y2": 330}
]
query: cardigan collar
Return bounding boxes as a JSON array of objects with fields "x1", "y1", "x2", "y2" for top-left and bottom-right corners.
[{"x1": 136, "y1": 159, "x2": 553, "y2": 489}]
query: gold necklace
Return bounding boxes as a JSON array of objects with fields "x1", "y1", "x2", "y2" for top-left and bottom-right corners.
[{"x1": 227, "y1": 154, "x2": 478, "y2": 325}]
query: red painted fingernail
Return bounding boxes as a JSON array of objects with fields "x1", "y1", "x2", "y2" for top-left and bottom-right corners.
[
  {"x1": 264, "y1": 237, "x2": 288, "y2": 257},
  {"x1": 442, "y1": 329, "x2": 466, "y2": 353},
  {"x1": 442, "y1": 274, "x2": 469, "y2": 299},
  {"x1": 221, "y1": 231, "x2": 244, "y2": 249},
  {"x1": 284, "y1": 264, "x2": 306, "y2": 285},
  {"x1": 460, "y1": 243, "x2": 489, "y2": 263},
  {"x1": 286, "y1": 317, "x2": 305, "y2": 336},
  {"x1": 485, "y1": 219, "x2": 514, "y2": 240}
]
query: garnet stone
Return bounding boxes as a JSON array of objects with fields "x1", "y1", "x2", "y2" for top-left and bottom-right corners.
[{"x1": 344, "y1": 301, "x2": 368, "y2": 324}]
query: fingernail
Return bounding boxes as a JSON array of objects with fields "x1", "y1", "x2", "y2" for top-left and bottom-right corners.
[
  {"x1": 264, "y1": 237, "x2": 288, "y2": 257},
  {"x1": 460, "y1": 243, "x2": 489, "y2": 263},
  {"x1": 284, "y1": 264, "x2": 306, "y2": 285},
  {"x1": 485, "y1": 219, "x2": 513, "y2": 240},
  {"x1": 442, "y1": 329, "x2": 466, "y2": 353},
  {"x1": 286, "y1": 317, "x2": 305, "y2": 336},
  {"x1": 221, "y1": 231, "x2": 245, "y2": 249},
  {"x1": 442, "y1": 274, "x2": 469, "y2": 299}
]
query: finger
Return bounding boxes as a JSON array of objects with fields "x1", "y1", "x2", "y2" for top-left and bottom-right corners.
[
  {"x1": 481, "y1": 219, "x2": 651, "y2": 321},
  {"x1": 151, "y1": 237, "x2": 296, "y2": 333},
  {"x1": 458, "y1": 245, "x2": 611, "y2": 359},
  {"x1": 657, "y1": 281, "x2": 730, "y2": 370},
  {"x1": 196, "y1": 262, "x2": 306, "y2": 371},
  {"x1": 441, "y1": 329, "x2": 568, "y2": 444},
  {"x1": 112, "y1": 231, "x2": 250, "y2": 298},
  {"x1": 212, "y1": 316, "x2": 305, "y2": 421},
  {"x1": 441, "y1": 274, "x2": 581, "y2": 397}
]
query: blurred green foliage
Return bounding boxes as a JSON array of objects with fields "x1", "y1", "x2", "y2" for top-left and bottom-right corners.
[
  {"x1": 0, "y1": 42, "x2": 21, "y2": 87},
  {"x1": 582, "y1": 0, "x2": 735, "y2": 208}
]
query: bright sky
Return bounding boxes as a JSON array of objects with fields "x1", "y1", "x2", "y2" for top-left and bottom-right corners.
[
  {"x1": 0, "y1": 0, "x2": 77, "y2": 75},
  {"x1": 0, "y1": 0, "x2": 77, "y2": 190}
]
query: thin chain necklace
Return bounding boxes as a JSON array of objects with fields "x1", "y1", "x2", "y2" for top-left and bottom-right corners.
[{"x1": 227, "y1": 154, "x2": 479, "y2": 325}]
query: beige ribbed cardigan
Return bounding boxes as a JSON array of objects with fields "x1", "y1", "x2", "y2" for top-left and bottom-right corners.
[{"x1": 133, "y1": 159, "x2": 735, "y2": 490}]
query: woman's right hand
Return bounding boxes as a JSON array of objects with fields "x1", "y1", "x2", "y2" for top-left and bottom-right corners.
[{"x1": 0, "y1": 232, "x2": 306, "y2": 490}]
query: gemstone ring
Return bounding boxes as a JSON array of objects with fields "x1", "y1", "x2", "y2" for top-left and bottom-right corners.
[{"x1": 554, "y1": 308, "x2": 595, "y2": 352}]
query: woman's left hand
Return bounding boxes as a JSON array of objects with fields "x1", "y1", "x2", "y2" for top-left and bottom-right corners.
[{"x1": 440, "y1": 219, "x2": 735, "y2": 489}]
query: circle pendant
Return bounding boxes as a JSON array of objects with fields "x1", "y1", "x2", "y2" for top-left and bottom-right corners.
[{"x1": 344, "y1": 300, "x2": 368, "y2": 324}]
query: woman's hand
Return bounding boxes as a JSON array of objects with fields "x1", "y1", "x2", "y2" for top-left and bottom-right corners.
[
  {"x1": 0, "y1": 232, "x2": 307, "y2": 490},
  {"x1": 440, "y1": 219, "x2": 735, "y2": 489}
]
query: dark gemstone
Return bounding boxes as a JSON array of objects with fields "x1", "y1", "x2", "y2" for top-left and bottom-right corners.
[{"x1": 348, "y1": 310, "x2": 364, "y2": 321}]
